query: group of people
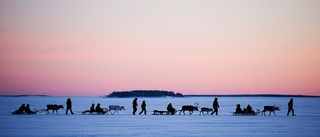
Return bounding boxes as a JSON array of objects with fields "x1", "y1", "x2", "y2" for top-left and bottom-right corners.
[
  {"x1": 235, "y1": 104, "x2": 255, "y2": 114},
  {"x1": 12, "y1": 97, "x2": 295, "y2": 116},
  {"x1": 12, "y1": 104, "x2": 37, "y2": 114},
  {"x1": 85, "y1": 103, "x2": 106, "y2": 114},
  {"x1": 132, "y1": 98, "x2": 147, "y2": 115},
  {"x1": 132, "y1": 97, "x2": 295, "y2": 116}
]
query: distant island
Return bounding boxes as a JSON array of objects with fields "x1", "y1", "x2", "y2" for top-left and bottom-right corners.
[
  {"x1": 184, "y1": 94, "x2": 319, "y2": 97},
  {"x1": 106, "y1": 90, "x2": 184, "y2": 98}
]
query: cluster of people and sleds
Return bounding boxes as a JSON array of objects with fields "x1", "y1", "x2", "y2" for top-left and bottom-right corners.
[
  {"x1": 82, "y1": 103, "x2": 108, "y2": 114},
  {"x1": 234, "y1": 104, "x2": 256, "y2": 115},
  {"x1": 11, "y1": 97, "x2": 296, "y2": 116},
  {"x1": 12, "y1": 104, "x2": 37, "y2": 115}
]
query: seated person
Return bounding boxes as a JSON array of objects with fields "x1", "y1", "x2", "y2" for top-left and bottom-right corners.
[
  {"x1": 95, "y1": 103, "x2": 104, "y2": 114},
  {"x1": 235, "y1": 104, "x2": 243, "y2": 113},
  {"x1": 246, "y1": 104, "x2": 254, "y2": 113},
  {"x1": 24, "y1": 104, "x2": 36, "y2": 114},
  {"x1": 82, "y1": 103, "x2": 96, "y2": 114},
  {"x1": 12, "y1": 104, "x2": 25, "y2": 114},
  {"x1": 89, "y1": 103, "x2": 95, "y2": 113},
  {"x1": 167, "y1": 103, "x2": 176, "y2": 115}
]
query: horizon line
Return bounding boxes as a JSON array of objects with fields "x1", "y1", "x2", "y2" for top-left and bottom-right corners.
[{"x1": 0, "y1": 93, "x2": 319, "y2": 97}]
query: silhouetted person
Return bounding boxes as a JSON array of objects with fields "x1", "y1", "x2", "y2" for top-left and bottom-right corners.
[
  {"x1": 90, "y1": 103, "x2": 95, "y2": 113},
  {"x1": 236, "y1": 104, "x2": 243, "y2": 113},
  {"x1": 167, "y1": 103, "x2": 176, "y2": 115},
  {"x1": 66, "y1": 98, "x2": 74, "y2": 115},
  {"x1": 12, "y1": 104, "x2": 25, "y2": 114},
  {"x1": 95, "y1": 103, "x2": 104, "y2": 114},
  {"x1": 287, "y1": 98, "x2": 295, "y2": 116},
  {"x1": 246, "y1": 104, "x2": 253, "y2": 113},
  {"x1": 132, "y1": 98, "x2": 138, "y2": 115},
  {"x1": 25, "y1": 104, "x2": 36, "y2": 114},
  {"x1": 139, "y1": 100, "x2": 147, "y2": 115},
  {"x1": 211, "y1": 98, "x2": 220, "y2": 115}
]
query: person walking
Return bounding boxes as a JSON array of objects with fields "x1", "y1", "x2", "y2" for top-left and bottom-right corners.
[
  {"x1": 132, "y1": 98, "x2": 138, "y2": 115},
  {"x1": 139, "y1": 100, "x2": 147, "y2": 115},
  {"x1": 287, "y1": 98, "x2": 295, "y2": 116},
  {"x1": 211, "y1": 98, "x2": 220, "y2": 115},
  {"x1": 66, "y1": 98, "x2": 74, "y2": 115}
]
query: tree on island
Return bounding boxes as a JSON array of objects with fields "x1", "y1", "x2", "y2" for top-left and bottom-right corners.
[{"x1": 106, "y1": 90, "x2": 184, "y2": 98}]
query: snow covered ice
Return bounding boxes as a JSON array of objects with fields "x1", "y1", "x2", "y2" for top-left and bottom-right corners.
[{"x1": 0, "y1": 96, "x2": 319, "y2": 137}]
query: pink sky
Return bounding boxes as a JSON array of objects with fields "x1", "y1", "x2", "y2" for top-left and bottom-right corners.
[{"x1": 1, "y1": 1, "x2": 320, "y2": 96}]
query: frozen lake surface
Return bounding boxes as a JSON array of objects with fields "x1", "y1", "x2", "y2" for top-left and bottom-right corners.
[{"x1": 0, "y1": 96, "x2": 319, "y2": 137}]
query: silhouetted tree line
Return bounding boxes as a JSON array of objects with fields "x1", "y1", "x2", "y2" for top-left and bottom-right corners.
[{"x1": 107, "y1": 90, "x2": 184, "y2": 98}]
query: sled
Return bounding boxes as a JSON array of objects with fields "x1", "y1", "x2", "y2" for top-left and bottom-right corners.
[
  {"x1": 12, "y1": 109, "x2": 38, "y2": 115},
  {"x1": 81, "y1": 108, "x2": 108, "y2": 115},
  {"x1": 231, "y1": 109, "x2": 261, "y2": 116},
  {"x1": 152, "y1": 110, "x2": 172, "y2": 115}
]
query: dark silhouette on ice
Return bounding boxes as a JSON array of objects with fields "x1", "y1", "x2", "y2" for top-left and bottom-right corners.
[
  {"x1": 139, "y1": 100, "x2": 147, "y2": 115},
  {"x1": 246, "y1": 104, "x2": 254, "y2": 114},
  {"x1": 25, "y1": 104, "x2": 37, "y2": 114},
  {"x1": 211, "y1": 98, "x2": 219, "y2": 115},
  {"x1": 65, "y1": 98, "x2": 74, "y2": 115},
  {"x1": 82, "y1": 103, "x2": 95, "y2": 114},
  {"x1": 287, "y1": 98, "x2": 295, "y2": 116},
  {"x1": 167, "y1": 103, "x2": 176, "y2": 115},
  {"x1": 179, "y1": 105, "x2": 198, "y2": 115},
  {"x1": 46, "y1": 104, "x2": 64, "y2": 114},
  {"x1": 233, "y1": 104, "x2": 260, "y2": 115},
  {"x1": 132, "y1": 98, "x2": 138, "y2": 115},
  {"x1": 261, "y1": 105, "x2": 280, "y2": 116},
  {"x1": 95, "y1": 103, "x2": 107, "y2": 114},
  {"x1": 200, "y1": 107, "x2": 213, "y2": 115},
  {"x1": 90, "y1": 103, "x2": 95, "y2": 112},
  {"x1": 12, "y1": 104, "x2": 25, "y2": 114},
  {"x1": 235, "y1": 104, "x2": 243, "y2": 113}
]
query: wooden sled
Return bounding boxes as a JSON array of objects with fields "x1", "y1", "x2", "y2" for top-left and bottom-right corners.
[
  {"x1": 82, "y1": 108, "x2": 108, "y2": 115},
  {"x1": 231, "y1": 109, "x2": 261, "y2": 116},
  {"x1": 152, "y1": 110, "x2": 172, "y2": 115}
]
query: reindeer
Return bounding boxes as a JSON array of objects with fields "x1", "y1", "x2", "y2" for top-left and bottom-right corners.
[
  {"x1": 179, "y1": 105, "x2": 198, "y2": 115},
  {"x1": 199, "y1": 107, "x2": 213, "y2": 115},
  {"x1": 108, "y1": 105, "x2": 125, "y2": 115},
  {"x1": 261, "y1": 105, "x2": 280, "y2": 116},
  {"x1": 46, "y1": 104, "x2": 64, "y2": 115}
]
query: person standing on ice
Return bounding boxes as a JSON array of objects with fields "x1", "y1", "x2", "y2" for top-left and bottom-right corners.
[
  {"x1": 211, "y1": 98, "x2": 220, "y2": 115},
  {"x1": 139, "y1": 100, "x2": 147, "y2": 115},
  {"x1": 66, "y1": 98, "x2": 74, "y2": 115},
  {"x1": 132, "y1": 98, "x2": 138, "y2": 115},
  {"x1": 287, "y1": 98, "x2": 295, "y2": 116}
]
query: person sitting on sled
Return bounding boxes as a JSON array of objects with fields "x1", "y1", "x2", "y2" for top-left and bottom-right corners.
[
  {"x1": 89, "y1": 103, "x2": 95, "y2": 113},
  {"x1": 235, "y1": 104, "x2": 243, "y2": 113},
  {"x1": 12, "y1": 104, "x2": 26, "y2": 114},
  {"x1": 95, "y1": 103, "x2": 105, "y2": 114},
  {"x1": 25, "y1": 104, "x2": 36, "y2": 114},
  {"x1": 246, "y1": 104, "x2": 254, "y2": 114},
  {"x1": 167, "y1": 103, "x2": 176, "y2": 115}
]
